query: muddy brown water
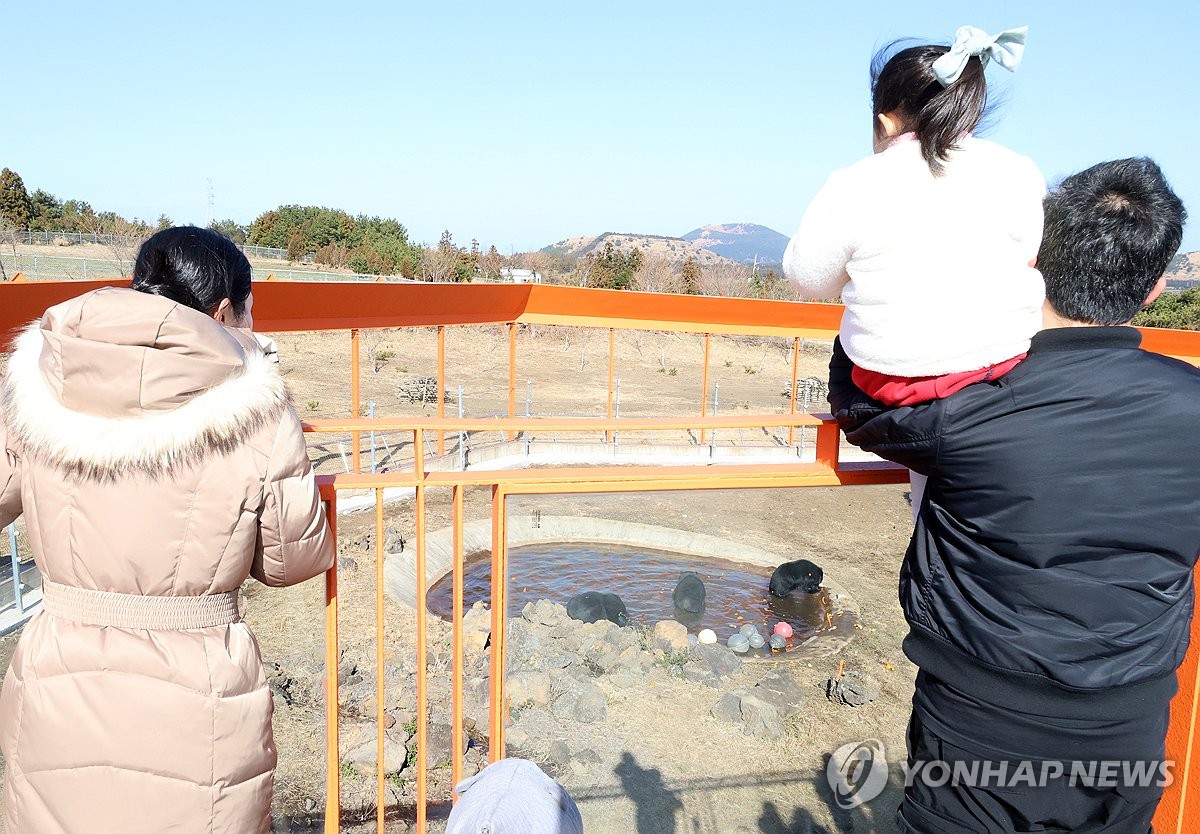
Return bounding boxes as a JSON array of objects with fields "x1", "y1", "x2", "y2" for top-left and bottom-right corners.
[{"x1": 425, "y1": 542, "x2": 838, "y2": 654}]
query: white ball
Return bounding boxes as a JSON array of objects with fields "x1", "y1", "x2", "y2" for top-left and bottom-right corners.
[{"x1": 697, "y1": 628, "x2": 717, "y2": 644}]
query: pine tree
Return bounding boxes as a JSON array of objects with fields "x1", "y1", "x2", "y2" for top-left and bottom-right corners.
[
  {"x1": 0, "y1": 168, "x2": 33, "y2": 230},
  {"x1": 680, "y1": 256, "x2": 702, "y2": 295}
]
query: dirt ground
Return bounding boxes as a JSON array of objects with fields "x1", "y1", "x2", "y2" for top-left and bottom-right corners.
[{"x1": 0, "y1": 324, "x2": 917, "y2": 833}]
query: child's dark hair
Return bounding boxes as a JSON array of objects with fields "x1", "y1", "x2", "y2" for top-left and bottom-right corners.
[
  {"x1": 871, "y1": 42, "x2": 989, "y2": 176},
  {"x1": 132, "y1": 226, "x2": 252, "y2": 318}
]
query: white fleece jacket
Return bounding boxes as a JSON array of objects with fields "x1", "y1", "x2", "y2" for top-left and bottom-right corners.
[{"x1": 783, "y1": 137, "x2": 1046, "y2": 376}]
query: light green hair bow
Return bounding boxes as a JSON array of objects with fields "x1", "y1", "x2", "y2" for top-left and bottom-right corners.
[{"x1": 932, "y1": 25, "x2": 1028, "y2": 87}]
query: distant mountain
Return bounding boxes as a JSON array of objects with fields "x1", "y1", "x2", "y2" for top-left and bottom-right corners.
[
  {"x1": 682, "y1": 223, "x2": 790, "y2": 265},
  {"x1": 1165, "y1": 251, "x2": 1200, "y2": 290},
  {"x1": 541, "y1": 231, "x2": 739, "y2": 268}
]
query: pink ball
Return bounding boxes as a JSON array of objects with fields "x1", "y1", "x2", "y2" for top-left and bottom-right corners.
[{"x1": 773, "y1": 622, "x2": 794, "y2": 639}]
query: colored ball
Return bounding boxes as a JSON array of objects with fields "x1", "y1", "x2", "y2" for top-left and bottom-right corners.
[
  {"x1": 727, "y1": 633, "x2": 750, "y2": 653},
  {"x1": 739, "y1": 623, "x2": 758, "y2": 637},
  {"x1": 769, "y1": 634, "x2": 787, "y2": 651},
  {"x1": 773, "y1": 622, "x2": 794, "y2": 639},
  {"x1": 747, "y1": 631, "x2": 766, "y2": 649}
]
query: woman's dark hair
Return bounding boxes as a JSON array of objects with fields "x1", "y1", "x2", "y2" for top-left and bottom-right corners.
[
  {"x1": 871, "y1": 41, "x2": 989, "y2": 176},
  {"x1": 131, "y1": 226, "x2": 252, "y2": 318}
]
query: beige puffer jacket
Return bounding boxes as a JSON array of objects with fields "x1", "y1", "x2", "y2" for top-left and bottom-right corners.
[{"x1": 0, "y1": 287, "x2": 335, "y2": 834}]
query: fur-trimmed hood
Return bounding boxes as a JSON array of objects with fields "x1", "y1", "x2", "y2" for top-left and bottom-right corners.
[{"x1": 3, "y1": 287, "x2": 289, "y2": 479}]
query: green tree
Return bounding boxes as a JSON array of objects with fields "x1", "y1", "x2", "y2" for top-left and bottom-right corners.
[
  {"x1": 0, "y1": 168, "x2": 33, "y2": 230},
  {"x1": 28, "y1": 189, "x2": 63, "y2": 231},
  {"x1": 156, "y1": 214, "x2": 172, "y2": 231},
  {"x1": 209, "y1": 219, "x2": 248, "y2": 245},
  {"x1": 286, "y1": 227, "x2": 306, "y2": 262},
  {"x1": 1133, "y1": 286, "x2": 1200, "y2": 330},
  {"x1": 680, "y1": 256, "x2": 702, "y2": 295}
]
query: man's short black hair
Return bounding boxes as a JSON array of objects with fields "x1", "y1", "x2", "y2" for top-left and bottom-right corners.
[{"x1": 1039, "y1": 157, "x2": 1186, "y2": 324}]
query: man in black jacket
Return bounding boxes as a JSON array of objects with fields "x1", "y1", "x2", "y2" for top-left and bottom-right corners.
[{"x1": 829, "y1": 158, "x2": 1197, "y2": 833}]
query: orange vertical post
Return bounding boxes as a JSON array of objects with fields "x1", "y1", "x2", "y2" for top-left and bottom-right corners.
[
  {"x1": 699, "y1": 333, "x2": 711, "y2": 444},
  {"x1": 488, "y1": 485, "x2": 508, "y2": 762},
  {"x1": 322, "y1": 489, "x2": 341, "y2": 834},
  {"x1": 788, "y1": 336, "x2": 801, "y2": 446},
  {"x1": 451, "y1": 484, "x2": 465, "y2": 798},
  {"x1": 1154, "y1": 574, "x2": 1200, "y2": 833},
  {"x1": 506, "y1": 323, "x2": 517, "y2": 441},
  {"x1": 374, "y1": 488, "x2": 386, "y2": 833},
  {"x1": 414, "y1": 430, "x2": 428, "y2": 832},
  {"x1": 815, "y1": 419, "x2": 841, "y2": 470},
  {"x1": 350, "y1": 329, "x2": 361, "y2": 472},
  {"x1": 606, "y1": 328, "x2": 615, "y2": 443},
  {"x1": 437, "y1": 325, "x2": 446, "y2": 456}
]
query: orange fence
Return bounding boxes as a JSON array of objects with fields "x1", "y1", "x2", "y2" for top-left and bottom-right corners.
[{"x1": 3, "y1": 277, "x2": 1200, "y2": 832}]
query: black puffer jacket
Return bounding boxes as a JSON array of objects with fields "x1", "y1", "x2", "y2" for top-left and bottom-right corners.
[{"x1": 830, "y1": 327, "x2": 1200, "y2": 717}]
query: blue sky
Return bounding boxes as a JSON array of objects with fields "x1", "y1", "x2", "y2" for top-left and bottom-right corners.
[{"x1": 6, "y1": 1, "x2": 1198, "y2": 254}]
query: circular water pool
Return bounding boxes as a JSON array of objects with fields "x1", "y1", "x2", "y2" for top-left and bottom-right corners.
[{"x1": 425, "y1": 542, "x2": 850, "y2": 654}]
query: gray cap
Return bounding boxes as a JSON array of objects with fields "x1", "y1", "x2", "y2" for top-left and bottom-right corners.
[{"x1": 447, "y1": 758, "x2": 583, "y2": 834}]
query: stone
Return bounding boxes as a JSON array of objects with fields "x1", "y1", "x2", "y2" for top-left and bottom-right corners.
[
  {"x1": 337, "y1": 555, "x2": 359, "y2": 573},
  {"x1": 507, "y1": 670, "x2": 552, "y2": 708},
  {"x1": 754, "y1": 668, "x2": 806, "y2": 719},
  {"x1": 344, "y1": 727, "x2": 411, "y2": 775},
  {"x1": 462, "y1": 602, "x2": 492, "y2": 657},
  {"x1": 691, "y1": 643, "x2": 742, "y2": 678},
  {"x1": 548, "y1": 740, "x2": 571, "y2": 767},
  {"x1": 826, "y1": 670, "x2": 881, "y2": 707},
  {"x1": 653, "y1": 620, "x2": 690, "y2": 653},
  {"x1": 711, "y1": 691, "x2": 745, "y2": 724},
  {"x1": 551, "y1": 678, "x2": 607, "y2": 723},
  {"x1": 738, "y1": 694, "x2": 784, "y2": 739},
  {"x1": 523, "y1": 599, "x2": 568, "y2": 627},
  {"x1": 426, "y1": 721, "x2": 468, "y2": 769}
]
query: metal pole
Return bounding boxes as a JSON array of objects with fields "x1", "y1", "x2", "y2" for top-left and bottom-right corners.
[
  {"x1": 368, "y1": 400, "x2": 376, "y2": 473},
  {"x1": 710, "y1": 383, "x2": 719, "y2": 457},
  {"x1": 606, "y1": 328, "x2": 615, "y2": 443},
  {"x1": 506, "y1": 323, "x2": 517, "y2": 440},
  {"x1": 8, "y1": 525, "x2": 21, "y2": 613},
  {"x1": 699, "y1": 333, "x2": 711, "y2": 444},
  {"x1": 457, "y1": 385, "x2": 465, "y2": 471},
  {"x1": 788, "y1": 336, "x2": 801, "y2": 446},
  {"x1": 614, "y1": 378, "x2": 622, "y2": 447},
  {"x1": 350, "y1": 329, "x2": 361, "y2": 472},
  {"x1": 437, "y1": 325, "x2": 446, "y2": 455},
  {"x1": 525, "y1": 380, "x2": 532, "y2": 418}
]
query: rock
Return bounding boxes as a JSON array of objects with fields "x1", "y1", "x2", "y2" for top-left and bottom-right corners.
[
  {"x1": 691, "y1": 643, "x2": 742, "y2": 678},
  {"x1": 507, "y1": 670, "x2": 552, "y2": 708},
  {"x1": 551, "y1": 678, "x2": 607, "y2": 723},
  {"x1": 506, "y1": 725, "x2": 531, "y2": 749},
  {"x1": 426, "y1": 721, "x2": 468, "y2": 769},
  {"x1": 753, "y1": 668, "x2": 806, "y2": 719},
  {"x1": 738, "y1": 694, "x2": 784, "y2": 739},
  {"x1": 462, "y1": 602, "x2": 492, "y2": 657},
  {"x1": 574, "y1": 747, "x2": 602, "y2": 765},
  {"x1": 653, "y1": 620, "x2": 690, "y2": 653},
  {"x1": 523, "y1": 599, "x2": 568, "y2": 627},
  {"x1": 687, "y1": 633, "x2": 699, "y2": 647},
  {"x1": 826, "y1": 670, "x2": 881, "y2": 707},
  {"x1": 384, "y1": 525, "x2": 405, "y2": 553},
  {"x1": 541, "y1": 651, "x2": 582, "y2": 670},
  {"x1": 548, "y1": 740, "x2": 571, "y2": 767},
  {"x1": 711, "y1": 691, "x2": 745, "y2": 724},
  {"x1": 710, "y1": 690, "x2": 784, "y2": 739},
  {"x1": 344, "y1": 727, "x2": 411, "y2": 775},
  {"x1": 337, "y1": 555, "x2": 359, "y2": 573}
]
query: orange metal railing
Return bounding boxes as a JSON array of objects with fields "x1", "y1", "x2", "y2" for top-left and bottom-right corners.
[
  {"x1": 310, "y1": 413, "x2": 905, "y2": 833},
  {"x1": 3, "y1": 278, "x2": 1200, "y2": 832}
]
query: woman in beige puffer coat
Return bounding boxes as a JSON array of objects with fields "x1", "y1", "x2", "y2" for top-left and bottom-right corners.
[{"x1": 0, "y1": 227, "x2": 336, "y2": 833}]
